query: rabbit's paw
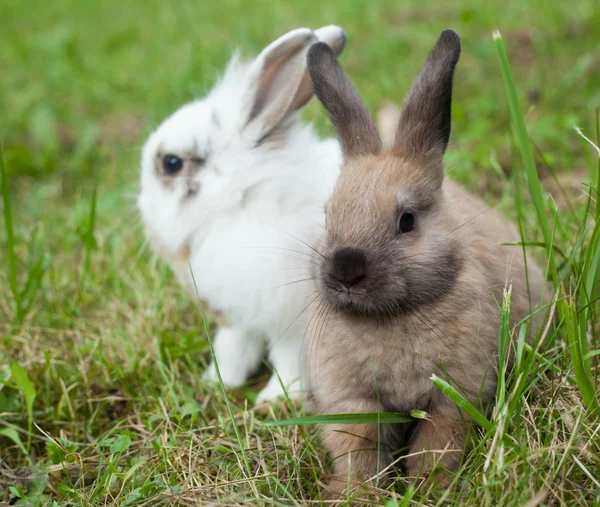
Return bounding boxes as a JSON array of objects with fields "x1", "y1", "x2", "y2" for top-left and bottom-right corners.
[
  {"x1": 201, "y1": 362, "x2": 246, "y2": 388},
  {"x1": 255, "y1": 374, "x2": 302, "y2": 405},
  {"x1": 202, "y1": 327, "x2": 264, "y2": 388}
]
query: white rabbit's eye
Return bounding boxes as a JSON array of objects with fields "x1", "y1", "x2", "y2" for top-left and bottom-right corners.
[
  {"x1": 163, "y1": 154, "x2": 184, "y2": 175},
  {"x1": 398, "y1": 212, "x2": 416, "y2": 234}
]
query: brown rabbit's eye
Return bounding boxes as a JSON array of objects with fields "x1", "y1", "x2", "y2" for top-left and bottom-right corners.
[
  {"x1": 163, "y1": 154, "x2": 184, "y2": 175},
  {"x1": 398, "y1": 212, "x2": 416, "y2": 233}
]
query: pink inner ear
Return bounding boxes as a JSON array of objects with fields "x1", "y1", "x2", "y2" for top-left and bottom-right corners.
[
  {"x1": 247, "y1": 30, "x2": 315, "y2": 131},
  {"x1": 248, "y1": 45, "x2": 304, "y2": 123},
  {"x1": 291, "y1": 71, "x2": 317, "y2": 112}
]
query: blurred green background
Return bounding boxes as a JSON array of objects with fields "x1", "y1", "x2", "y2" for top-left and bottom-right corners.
[{"x1": 2, "y1": 0, "x2": 598, "y2": 216}]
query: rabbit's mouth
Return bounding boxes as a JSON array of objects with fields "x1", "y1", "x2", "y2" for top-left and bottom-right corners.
[
  {"x1": 321, "y1": 277, "x2": 398, "y2": 319},
  {"x1": 326, "y1": 283, "x2": 364, "y2": 304},
  {"x1": 321, "y1": 282, "x2": 429, "y2": 321}
]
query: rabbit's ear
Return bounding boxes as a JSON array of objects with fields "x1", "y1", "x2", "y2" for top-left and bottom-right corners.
[
  {"x1": 314, "y1": 25, "x2": 346, "y2": 57},
  {"x1": 393, "y1": 29, "x2": 461, "y2": 163},
  {"x1": 307, "y1": 42, "x2": 381, "y2": 158},
  {"x1": 289, "y1": 25, "x2": 347, "y2": 113},
  {"x1": 245, "y1": 27, "x2": 341, "y2": 140}
]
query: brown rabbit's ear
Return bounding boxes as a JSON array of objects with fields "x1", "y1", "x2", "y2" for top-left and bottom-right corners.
[
  {"x1": 307, "y1": 42, "x2": 381, "y2": 158},
  {"x1": 393, "y1": 29, "x2": 461, "y2": 163}
]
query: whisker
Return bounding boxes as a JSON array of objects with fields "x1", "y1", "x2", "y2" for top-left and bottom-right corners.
[
  {"x1": 267, "y1": 292, "x2": 321, "y2": 352},
  {"x1": 413, "y1": 306, "x2": 468, "y2": 378},
  {"x1": 426, "y1": 303, "x2": 470, "y2": 339},
  {"x1": 406, "y1": 312, "x2": 421, "y2": 370},
  {"x1": 262, "y1": 222, "x2": 326, "y2": 260},
  {"x1": 443, "y1": 197, "x2": 509, "y2": 237},
  {"x1": 312, "y1": 304, "x2": 333, "y2": 394},
  {"x1": 259, "y1": 277, "x2": 316, "y2": 294},
  {"x1": 235, "y1": 245, "x2": 322, "y2": 263},
  {"x1": 306, "y1": 299, "x2": 328, "y2": 392}
]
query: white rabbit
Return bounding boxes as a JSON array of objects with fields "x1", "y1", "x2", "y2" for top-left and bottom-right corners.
[{"x1": 138, "y1": 26, "x2": 345, "y2": 404}]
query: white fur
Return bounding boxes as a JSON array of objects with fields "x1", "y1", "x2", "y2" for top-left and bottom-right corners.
[{"x1": 138, "y1": 27, "x2": 343, "y2": 403}]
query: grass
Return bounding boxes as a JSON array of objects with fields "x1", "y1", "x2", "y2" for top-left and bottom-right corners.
[{"x1": 1, "y1": 0, "x2": 599, "y2": 505}]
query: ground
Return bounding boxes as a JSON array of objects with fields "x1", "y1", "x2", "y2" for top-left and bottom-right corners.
[{"x1": 1, "y1": 0, "x2": 599, "y2": 505}]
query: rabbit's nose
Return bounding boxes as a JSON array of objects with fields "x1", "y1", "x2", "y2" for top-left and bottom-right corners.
[{"x1": 330, "y1": 247, "x2": 367, "y2": 288}]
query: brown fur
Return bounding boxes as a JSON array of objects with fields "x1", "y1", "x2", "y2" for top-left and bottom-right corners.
[
  {"x1": 308, "y1": 45, "x2": 381, "y2": 157},
  {"x1": 320, "y1": 421, "x2": 391, "y2": 499},
  {"x1": 305, "y1": 30, "x2": 551, "y2": 498}
]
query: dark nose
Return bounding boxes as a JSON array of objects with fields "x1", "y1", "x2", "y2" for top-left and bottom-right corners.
[{"x1": 330, "y1": 247, "x2": 367, "y2": 288}]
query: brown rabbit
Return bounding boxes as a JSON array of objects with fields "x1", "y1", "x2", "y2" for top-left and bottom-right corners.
[{"x1": 304, "y1": 29, "x2": 550, "y2": 496}]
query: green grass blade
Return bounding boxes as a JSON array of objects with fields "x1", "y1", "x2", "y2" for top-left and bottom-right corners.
[
  {"x1": 189, "y1": 266, "x2": 251, "y2": 478},
  {"x1": 11, "y1": 361, "x2": 37, "y2": 452},
  {"x1": 496, "y1": 286, "x2": 512, "y2": 407},
  {"x1": 19, "y1": 237, "x2": 50, "y2": 317},
  {"x1": 559, "y1": 226, "x2": 591, "y2": 285},
  {"x1": 577, "y1": 214, "x2": 600, "y2": 388},
  {"x1": 431, "y1": 374, "x2": 493, "y2": 431},
  {"x1": 370, "y1": 359, "x2": 382, "y2": 485},
  {"x1": 515, "y1": 322, "x2": 528, "y2": 373},
  {"x1": 0, "y1": 427, "x2": 28, "y2": 455},
  {"x1": 500, "y1": 241, "x2": 566, "y2": 259},
  {"x1": 493, "y1": 31, "x2": 558, "y2": 286},
  {"x1": 83, "y1": 187, "x2": 98, "y2": 276},
  {"x1": 574, "y1": 123, "x2": 600, "y2": 222},
  {"x1": 265, "y1": 412, "x2": 413, "y2": 427},
  {"x1": 0, "y1": 148, "x2": 22, "y2": 321},
  {"x1": 559, "y1": 298, "x2": 598, "y2": 414},
  {"x1": 582, "y1": 216, "x2": 600, "y2": 318},
  {"x1": 521, "y1": 343, "x2": 576, "y2": 384},
  {"x1": 584, "y1": 350, "x2": 600, "y2": 360},
  {"x1": 596, "y1": 107, "x2": 600, "y2": 221}
]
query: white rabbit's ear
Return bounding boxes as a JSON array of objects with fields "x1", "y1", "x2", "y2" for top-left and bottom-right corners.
[
  {"x1": 246, "y1": 26, "x2": 346, "y2": 141},
  {"x1": 290, "y1": 25, "x2": 346, "y2": 112},
  {"x1": 314, "y1": 25, "x2": 346, "y2": 56}
]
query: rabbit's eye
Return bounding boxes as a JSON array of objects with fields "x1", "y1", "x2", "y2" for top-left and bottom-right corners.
[
  {"x1": 163, "y1": 154, "x2": 184, "y2": 175},
  {"x1": 398, "y1": 212, "x2": 416, "y2": 233}
]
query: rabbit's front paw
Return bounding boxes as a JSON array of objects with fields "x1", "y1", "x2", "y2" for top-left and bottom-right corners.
[
  {"x1": 255, "y1": 374, "x2": 302, "y2": 405},
  {"x1": 201, "y1": 361, "x2": 247, "y2": 388},
  {"x1": 202, "y1": 327, "x2": 265, "y2": 389},
  {"x1": 255, "y1": 381, "x2": 286, "y2": 405}
]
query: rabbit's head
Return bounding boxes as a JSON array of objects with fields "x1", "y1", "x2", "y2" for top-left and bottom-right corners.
[
  {"x1": 307, "y1": 30, "x2": 464, "y2": 319},
  {"x1": 138, "y1": 26, "x2": 346, "y2": 257}
]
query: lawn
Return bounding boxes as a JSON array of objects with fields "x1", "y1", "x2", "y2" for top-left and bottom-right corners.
[{"x1": 1, "y1": 0, "x2": 599, "y2": 505}]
